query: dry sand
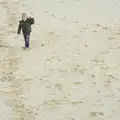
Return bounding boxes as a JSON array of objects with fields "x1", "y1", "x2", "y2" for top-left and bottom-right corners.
[{"x1": 0, "y1": 0, "x2": 120, "y2": 120}]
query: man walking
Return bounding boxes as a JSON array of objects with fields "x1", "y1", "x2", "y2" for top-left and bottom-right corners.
[{"x1": 17, "y1": 13, "x2": 34, "y2": 49}]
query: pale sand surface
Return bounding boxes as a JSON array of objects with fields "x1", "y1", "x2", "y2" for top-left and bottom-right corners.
[{"x1": 0, "y1": 0, "x2": 120, "y2": 120}]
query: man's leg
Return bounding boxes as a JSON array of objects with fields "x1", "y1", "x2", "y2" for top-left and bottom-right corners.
[
  {"x1": 23, "y1": 34, "x2": 27, "y2": 48},
  {"x1": 24, "y1": 34, "x2": 30, "y2": 48},
  {"x1": 25, "y1": 34, "x2": 30, "y2": 48}
]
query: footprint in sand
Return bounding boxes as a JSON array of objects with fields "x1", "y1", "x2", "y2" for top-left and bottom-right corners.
[
  {"x1": 95, "y1": 24, "x2": 107, "y2": 30},
  {"x1": 60, "y1": 16, "x2": 67, "y2": 20},
  {"x1": 44, "y1": 10, "x2": 48, "y2": 13},
  {"x1": 92, "y1": 56, "x2": 105, "y2": 64},
  {"x1": 60, "y1": 0, "x2": 64, "y2": 3},
  {"x1": 92, "y1": 30, "x2": 97, "y2": 32},
  {"x1": 72, "y1": 20, "x2": 80, "y2": 23},
  {"x1": 44, "y1": 99, "x2": 60, "y2": 105},
  {"x1": 108, "y1": 37, "x2": 115, "y2": 40},
  {"x1": 90, "y1": 112, "x2": 104, "y2": 117},
  {"x1": 74, "y1": 81, "x2": 83, "y2": 85},
  {"x1": 52, "y1": 14, "x2": 56, "y2": 17},
  {"x1": 71, "y1": 100, "x2": 83, "y2": 105},
  {"x1": 41, "y1": 44, "x2": 44, "y2": 47}
]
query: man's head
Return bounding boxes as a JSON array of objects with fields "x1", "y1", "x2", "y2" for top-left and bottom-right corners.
[{"x1": 22, "y1": 13, "x2": 27, "y2": 21}]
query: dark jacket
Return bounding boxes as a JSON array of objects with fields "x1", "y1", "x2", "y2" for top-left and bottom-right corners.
[{"x1": 17, "y1": 17, "x2": 34, "y2": 35}]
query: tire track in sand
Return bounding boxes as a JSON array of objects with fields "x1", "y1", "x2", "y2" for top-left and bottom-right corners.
[{"x1": 0, "y1": 1, "x2": 36, "y2": 120}]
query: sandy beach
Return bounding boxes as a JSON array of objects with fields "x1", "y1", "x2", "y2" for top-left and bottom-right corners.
[{"x1": 0, "y1": 0, "x2": 120, "y2": 120}]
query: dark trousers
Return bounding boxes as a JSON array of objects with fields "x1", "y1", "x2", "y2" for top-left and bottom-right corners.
[{"x1": 23, "y1": 34, "x2": 30, "y2": 48}]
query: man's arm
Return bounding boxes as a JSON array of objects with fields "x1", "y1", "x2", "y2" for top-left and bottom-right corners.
[
  {"x1": 28, "y1": 17, "x2": 34, "y2": 25},
  {"x1": 17, "y1": 21, "x2": 22, "y2": 34}
]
